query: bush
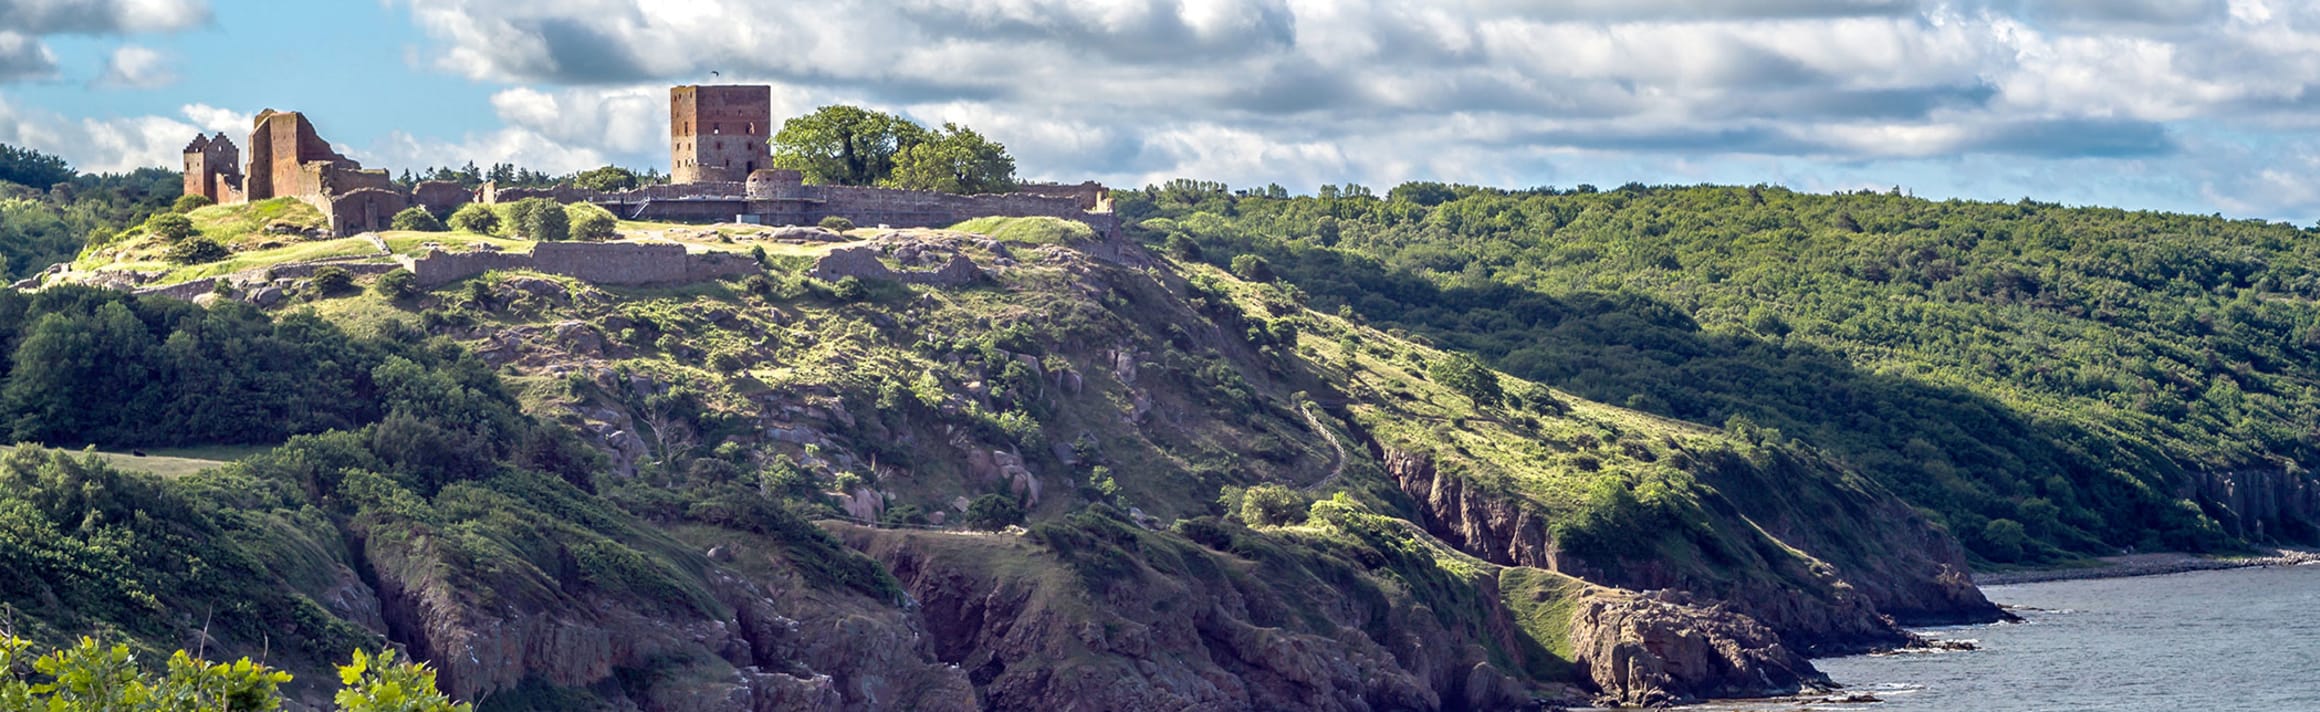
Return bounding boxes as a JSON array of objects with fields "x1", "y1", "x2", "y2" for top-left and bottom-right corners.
[
  {"x1": 829, "y1": 275, "x2": 866, "y2": 302},
  {"x1": 1230, "y1": 254, "x2": 1274, "y2": 282},
  {"x1": 375, "y1": 268, "x2": 420, "y2": 299},
  {"x1": 164, "y1": 236, "x2": 230, "y2": 264},
  {"x1": 818, "y1": 215, "x2": 855, "y2": 231},
  {"x1": 566, "y1": 203, "x2": 618, "y2": 241},
  {"x1": 447, "y1": 203, "x2": 499, "y2": 234},
  {"x1": 172, "y1": 194, "x2": 214, "y2": 213},
  {"x1": 390, "y1": 206, "x2": 446, "y2": 232},
  {"x1": 1981, "y1": 518, "x2": 2028, "y2": 562},
  {"x1": 145, "y1": 212, "x2": 196, "y2": 243},
  {"x1": 308, "y1": 266, "x2": 356, "y2": 296},
  {"x1": 1239, "y1": 484, "x2": 1305, "y2": 526},
  {"x1": 513, "y1": 198, "x2": 569, "y2": 241},
  {"x1": 962, "y1": 493, "x2": 1025, "y2": 531},
  {"x1": 1429, "y1": 353, "x2": 1504, "y2": 407}
]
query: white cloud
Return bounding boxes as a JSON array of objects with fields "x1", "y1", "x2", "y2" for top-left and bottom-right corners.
[
  {"x1": 178, "y1": 103, "x2": 250, "y2": 134},
  {"x1": 355, "y1": 128, "x2": 612, "y2": 176},
  {"x1": 97, "y1": 44, "x2": 174, "y2": 88},
  {"x1": 0, "y1": 94, "x2": 215, "y2": 173},
  {"x1": 359, "y1": 0, "x2": 2320, "y2": 218},
  {"x1": 0, "y1": 0, "x2": 207, "y2": 84},
  {"x1": 0, "y1": 32, "x2": 58, "y2": 82}
]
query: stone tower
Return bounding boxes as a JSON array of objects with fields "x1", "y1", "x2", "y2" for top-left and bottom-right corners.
[
  {"x1": 670, "y1": 85, "x2": 772, "y2": 184},
  {"x1": 181, "y1": 131, "x2": 242, "y2": 204}
]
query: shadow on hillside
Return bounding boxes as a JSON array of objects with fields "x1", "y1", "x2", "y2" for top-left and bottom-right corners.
[{"x1": 1224, "y1": 242, "x2": 2236, "y2": 561}]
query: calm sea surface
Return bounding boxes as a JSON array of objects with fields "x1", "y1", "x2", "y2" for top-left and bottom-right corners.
[{"x1": 1693, "y1": 563, "x2": 2320, "y2": 712}]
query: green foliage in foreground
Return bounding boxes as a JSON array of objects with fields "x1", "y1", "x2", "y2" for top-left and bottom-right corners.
[
  {"x1": 1121, "y1": 181, "x2": 2320, "y2": 561},
  {"x1": 0, "y1": 635, "x2": 464, "y2": 712}
]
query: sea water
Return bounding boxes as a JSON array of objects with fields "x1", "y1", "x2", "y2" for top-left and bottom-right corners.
[{"x1": 1697, "y1": 563, "x2": 2320, "y2": 711}]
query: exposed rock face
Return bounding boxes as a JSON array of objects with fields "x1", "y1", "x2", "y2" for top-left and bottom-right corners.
[
  {"x1": 1567, "y1": 590, "x2": 1821, "y2": 707},
  {"x1": 2184, "y1": 469, "x2": 2320, "y2": 543},
  {"x1": 355, "y1": 529, "x2": 973, "y2": 710},
  {"x1": 844, "y1": 526, "x2": 1539, "y2": 712},
  {"x1": 1384, "y1": 446, "x2": 1995, "y2": 654}
]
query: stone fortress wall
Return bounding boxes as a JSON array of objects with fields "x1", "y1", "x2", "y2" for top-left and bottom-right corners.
[{"x1": 396, "y1": 241, "x2": 760, "y2": 288}]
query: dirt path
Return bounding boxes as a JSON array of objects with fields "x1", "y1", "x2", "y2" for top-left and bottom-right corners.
[{"x1": 1301, "y1": 401, "x2": 1350, "y2": 492}]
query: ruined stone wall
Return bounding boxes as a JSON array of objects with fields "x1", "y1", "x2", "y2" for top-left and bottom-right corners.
[
  {"x1": 1011, "y1": 181, "x2": 1111, "y2": 211},
  {"x1": 670, "y1": 85, "x2": 772, "y2": 184},
  {"x1": 412, "y1": 181, "x2": 474, "y2": 216},
  {"x1": 182, "y1": 132, "x2": 243, "y2": 204},
  {"x1": 329, "y1": 188, "x2": 413, "y2": 235},
  {"x1": 401, "y1": 242, "x2": 760, "y2": 288}
]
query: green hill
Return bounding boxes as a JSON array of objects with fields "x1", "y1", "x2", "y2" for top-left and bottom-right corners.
[
  {"x1": 0, "y1": 221, "x2": 2004, "y2": 709},
  {"x1": 1122, "y1": 182, "x2": 2320, "y2": 563}
]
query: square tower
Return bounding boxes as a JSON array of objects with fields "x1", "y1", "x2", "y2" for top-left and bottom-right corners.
[{"x1": 671, "y1": 85, "x2": 773, "y2": 184}]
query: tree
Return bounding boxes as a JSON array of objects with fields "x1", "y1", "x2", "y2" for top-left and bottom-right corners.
[
  {"x1": 447, "y1": 204, "x2": 498, "y2": 234},
  {"x1": 770, "y1": 105, "x2": 931, "y2": 187},
  {"x1": 390, "y1": 206, "x2": 445, "y2": 232},
  {"x1": 1429, "y1": 353, "x2": 1503, "y2": 407},
  {"x1": 1981, "y1": 518, "x2": 2028, "y2": 562},
  {"x1": 505, "y1": 198, "x2": 567, "y2": 241},
  {"x1": 883, "y1": 123, "x2": 1016, "y2": 194},
  {"x1": 962, "y1": 493, "x2": 1025, "y2": 530},
  {"x1": 0, "y1": 144, "x2": 73, "y2": 188},
  {"x1": 571, "y1": 165, "x2": 639, "y2": 192},
  {"x1": 173, "y1": 194, "x2": 215, "y2": 213}
]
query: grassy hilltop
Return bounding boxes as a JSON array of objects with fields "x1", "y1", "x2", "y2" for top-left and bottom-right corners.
[{"x1": 0, "y1": 207, "x2": 2003, "y2": 708}]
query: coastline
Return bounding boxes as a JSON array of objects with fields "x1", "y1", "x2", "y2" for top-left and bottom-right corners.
[{"x1": 1972, "y1": 547, "x2": 2320, "y2": 586}]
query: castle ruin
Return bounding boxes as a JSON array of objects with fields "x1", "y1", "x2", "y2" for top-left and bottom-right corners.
[
  {"x1": 179, "y1": 86, "x2": 1113, "y2": 239},
  {"x1": 180, "y1": 111, "x2": 475, "y2": 236}
]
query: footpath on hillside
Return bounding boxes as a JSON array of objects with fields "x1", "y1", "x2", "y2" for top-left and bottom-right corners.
[{"x1": 1976, "y1": 547, "x2": 2320, "y2": 586}]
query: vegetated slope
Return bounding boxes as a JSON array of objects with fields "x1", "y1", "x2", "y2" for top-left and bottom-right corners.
[
  {"x1": 1121, "y1": 182, "x2": 2320, "y2": 564},
  {"x1": 1, "y1": 221, "x2": 1995, "y2": 709}
]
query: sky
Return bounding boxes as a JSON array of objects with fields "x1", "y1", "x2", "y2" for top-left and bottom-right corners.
[{"x1": 5, "y1": 0, "x2": 2320, "y2": 223}]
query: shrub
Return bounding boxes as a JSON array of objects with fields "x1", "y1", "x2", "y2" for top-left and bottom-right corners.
[
  {"x1": 1429, "y1": 353, "x2": 1504, "y2": 407},
  {"x1": 1981, "y1": 518, "x2": 2028, "y2": 562},
  {"x1": 447, "y1": 203, "x2": 499, "y2": 234},
  {"x1": 164, "y1": 236, "x2": 230, "y2": 264},
  {"x1": 375, "y1": 268, "x2": 420, "y2": 299},
  {"x1": 962, "y1": 493, "x2": 1026, "y2": 531},
  {"x1": 515, "y1": 198, "x2": 569, "y2": 241},
  {"x1": 1165, "y1": 233, "x2": 1203, "y2": 260},
  {"x1": 1230, "y1": 253, "x2": 1274, "y2": 282},
  {"x1": 829, "y1": 275, "x2": 866, "y2": 302},
  {"x1": 818, "y1": 215, "x2": 855, "y2": 232},
  {"x1": 1239, "y1": 484, "x2": 1305, "y2": 527},
  {"x1": 308, "y1": 266, "x2": 356, "y2": 296},
  {"x1": 390, "y1": 206, "x2": 446, "y2": 232},
  {"x1": 145, "y1": 212, "x2": 196, "y2": 243},
  {"x1": 172, "y1": 194, "x2": 214, "y2": 213},
  {"x1": 566, "y1": 203, "x2": 618, "y2": 241}
]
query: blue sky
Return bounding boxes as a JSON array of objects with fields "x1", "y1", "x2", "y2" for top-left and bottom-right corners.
[{"x1": 5, "y1": 0, "x2": 2320, "y2": 223}]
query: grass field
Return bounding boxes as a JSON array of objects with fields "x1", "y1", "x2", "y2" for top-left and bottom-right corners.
[{"x1": 1, "y1": 443, "x2": 270, "y2": 477}]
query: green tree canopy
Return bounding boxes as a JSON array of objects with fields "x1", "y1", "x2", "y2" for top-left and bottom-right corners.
[
  {"x1": 0, "y1": 145, "x2": 72, "y2": 189},
  {"x1": 884, "y1": 123, "x2": 1017, "y2": 194},
  {"x1": 772, "y1": 107, "x2": 1016, "y2": 193}
]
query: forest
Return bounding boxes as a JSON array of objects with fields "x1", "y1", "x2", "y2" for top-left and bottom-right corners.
[{"x1": 1120, "y1": 180, "x2": 2320, "y2": 562}]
